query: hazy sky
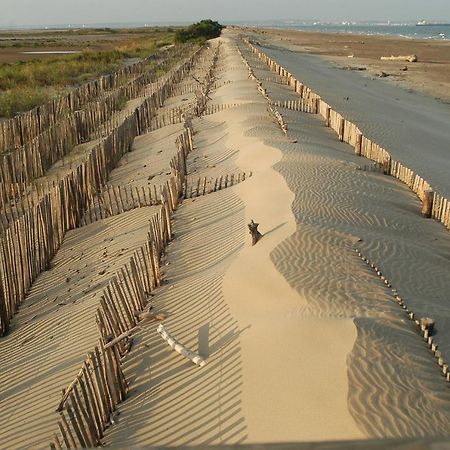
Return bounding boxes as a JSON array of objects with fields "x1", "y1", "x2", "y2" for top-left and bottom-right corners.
[{"x1": 1, "y1": 0, "x2": 450, "y2": 27}]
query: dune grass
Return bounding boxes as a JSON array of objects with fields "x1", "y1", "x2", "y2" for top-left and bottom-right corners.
[{"x1": 0, "y1": 28, "x2": 176, "y2": 117}]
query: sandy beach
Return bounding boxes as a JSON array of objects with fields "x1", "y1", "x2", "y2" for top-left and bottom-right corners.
[
  {"x1": 1, "y1": 25, "x2": 450, "y2": 448},
  {"x1": 244, "y1": 27, "x2": 450, "y2": 102}
]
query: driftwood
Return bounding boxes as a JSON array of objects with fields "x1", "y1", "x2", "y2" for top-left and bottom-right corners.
[
  {"x1": 380, "y1": 54, "x2": 418, "y2": 63},
  {"x1": 341, "y1": 66, "x2": 367, "y2": 71},
  {"x1": 157, "y1": 324, "x2": 206, "y2": 367},
  {"x1": 248, "y1": 220, "x2": 262, "y2": 245},
  {"x1": 102, "y1": 309, "x2": 167, "y2": 350}
]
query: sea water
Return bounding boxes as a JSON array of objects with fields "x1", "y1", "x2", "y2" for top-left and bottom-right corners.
[
  {"x1": 0, "y1": 21, "x2": 448, "y2": 40},
  {"x1": 236, "y1": 21, "x2": 450, "y2": 40}
]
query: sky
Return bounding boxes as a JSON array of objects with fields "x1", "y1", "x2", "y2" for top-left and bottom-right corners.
[{"x1": 1, "y1": 0, "x2": 450, "y2": 27}]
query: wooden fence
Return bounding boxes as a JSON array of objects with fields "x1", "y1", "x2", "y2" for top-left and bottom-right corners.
[
  {"x1": 184, "y1": 171, "x2": 253, "y2": 198},
  {"x1": 50, "y1": 207, "x2": 171, "y2": 449},
  {"x1": 50, "y1": 342, "x2": 126, "y2": 449},
  {"x1": 47, "y1": 112, "x2": 196, "y2": 447},
  {"x1": 0, "y1": 40, "x2": 220, "y2": 447},
  {"x1": 0, "y1": 44, "x2": 204, "y2": 336},
  {"x1": 95, "y1": 212, "x2": 169, "y2": 348},
  {"x1": 0, "y1": 44, "x2": 192, "y2": 154},
  {"x1": 236, "y1": 45, "x2": 289, "y2": 135},
  {"x1": 47, "y1": 52, "x2": 232, "y2": 449},
  {"x1": 242, "y1": 38, "x2": 450, "y2": 230},
  {"x1": 354, "y1": 247, "x2": 450, "y2": 383},
  {"x1": 82, "y1": 128, "x2": 192, "y2": 226},
  {"x1": 203, "y1": 103, "x2": 242, "y2": 116},
  {"x1": 0, "y1": 113, "x2": 138, "y2": 335},
  {"x1": 147, "y1": 105, "x2": 191, "y2": 131},
  {"x1": 48, "y1": 44, "x2": 224, "y2": 448},
  {"x1": 0, "y1": 46, "x2": 204, "y2": 224},
  {"x1": 270, "y1": 99, "x2": 317, "y2": 114},
  {"x1": 0, "y1": 45, "x2": 202, "y2": 192}
]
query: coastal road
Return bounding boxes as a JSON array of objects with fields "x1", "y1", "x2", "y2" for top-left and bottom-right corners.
[{"x1": 260, "y1": 42, "x2": 450, "y2": 198}]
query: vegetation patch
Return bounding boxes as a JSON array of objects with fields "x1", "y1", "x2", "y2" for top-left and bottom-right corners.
[
  {"x1": 175, "y1": 20, "x2": 224, "y2": 43},
  {"x1": 0, "y1": 28, "x2": 176, "y2": 118}
]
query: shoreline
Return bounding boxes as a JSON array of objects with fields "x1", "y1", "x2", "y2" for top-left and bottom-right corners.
[{"x1": 251, "y1": 24, "x2": 450, "y2": 41}]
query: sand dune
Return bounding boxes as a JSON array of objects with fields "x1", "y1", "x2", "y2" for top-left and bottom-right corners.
[
  {"x1": 101, "y1": 35, "x2": 365, "y2": 445},
  {"x1": 236, "y1": 37, "x2": 450, "y2": 437},
  {"x1": 103, "y1": 188, "x2": 247, "y2": 447}
]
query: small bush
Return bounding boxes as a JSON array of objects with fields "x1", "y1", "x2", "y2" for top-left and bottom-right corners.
[
  {"x1": 175, "y1": 20, "x2": 224, "y2": 43},
  {"x1": 117, "y1": 94, "x2": 128, "y2": 110}
]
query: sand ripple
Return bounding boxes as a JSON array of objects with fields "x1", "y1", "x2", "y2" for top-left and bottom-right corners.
[
  {"x1": 349, "y1": 317, "x2": 450, "y2": 437},
  {"x1": 246, "y1": 55, "x2": 450, "y2": 437}
]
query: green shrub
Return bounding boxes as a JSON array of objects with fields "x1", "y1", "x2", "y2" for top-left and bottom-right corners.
[
  {"x1": 117, "y1": 94, "x2": 128, "y2": 110},
  {"x1": 175, "y1": 20, "x2": 223, "y2": 43}
]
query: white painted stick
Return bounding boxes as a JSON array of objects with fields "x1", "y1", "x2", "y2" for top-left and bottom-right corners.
[{"x1": 157, "y1": 324, "x2": 206, "y2": 367}]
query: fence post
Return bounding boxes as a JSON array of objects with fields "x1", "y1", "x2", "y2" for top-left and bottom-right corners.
[
  {"x1": 422, "y1": 190, "x2": 434, "y2": 218},
  {"x1": 355, "y1": 133, "x2": 362, "y2": 156},
  {"x1": 338, "y1": 117, "x2": 345, "y2": 141}
]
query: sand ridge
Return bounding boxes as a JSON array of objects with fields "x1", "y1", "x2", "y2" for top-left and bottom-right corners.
[
  {"x1": 101, "y1": 34, "x2": 365, "y2": 445},
  {"x1": 221, "y1": 37, "x2": 363, "y2": 442}
]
